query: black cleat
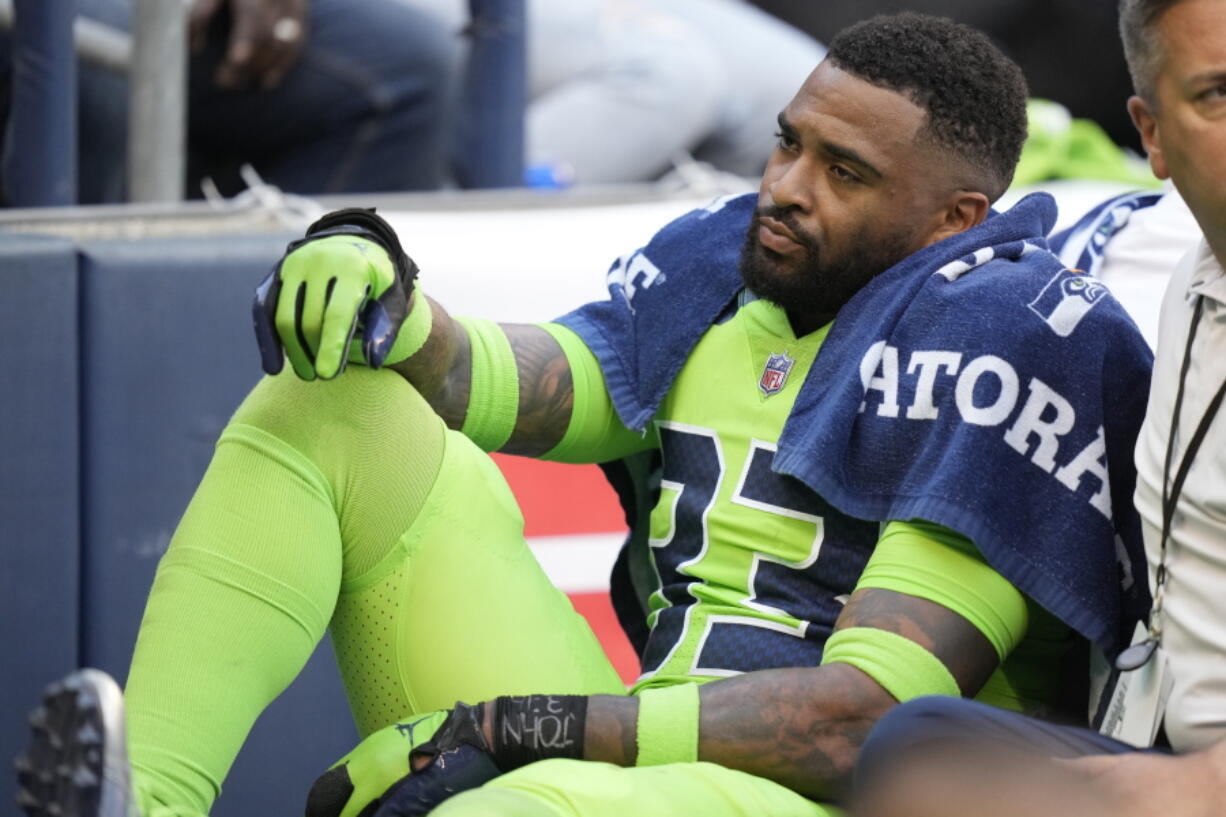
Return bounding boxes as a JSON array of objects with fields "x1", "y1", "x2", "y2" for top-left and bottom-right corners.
[{"x1": 15, "y1": 670, "x2": 137, "y2": 817}]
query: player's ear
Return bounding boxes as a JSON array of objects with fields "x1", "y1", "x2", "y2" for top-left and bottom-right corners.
[
  {"x1": 925, "y1": 190, "x2": 990, "y2": 247},
  {"x1": 1127, "y1": 95, "x2": 1169, "y2": 180}
]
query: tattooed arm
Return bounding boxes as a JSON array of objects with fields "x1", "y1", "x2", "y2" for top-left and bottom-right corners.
[
  {"x1": 389, "y1": 295, "x2": 576, "y2": 456},
  {"x1": 581, "y1": 587, "x2": 999, "y2": 801}
]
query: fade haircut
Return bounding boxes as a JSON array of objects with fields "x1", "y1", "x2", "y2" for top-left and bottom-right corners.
[
  {"x1": 827, "y1": 12, "x2": 1028, "y2": 201},
  {"x1": 1119, "y1": 0, "x2": 1184, "y2": 103}
]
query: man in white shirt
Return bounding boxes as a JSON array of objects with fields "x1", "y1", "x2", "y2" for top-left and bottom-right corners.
[{"x1": 851, "y1": 1, "x2": 1226, "y2": 815}]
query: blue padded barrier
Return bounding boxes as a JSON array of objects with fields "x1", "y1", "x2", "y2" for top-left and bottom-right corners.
[
  {"x1": 75, "y1": 235, "x2": 359, "y2": 816},
  {"x1": 4, "y1": 232, "x2": 360, "y2": 817},
  {"x1": 0, "y1": 234, "x2": 81, "y2": 811},
  {"x1": 76, "y1": 236, "x2": 285, "y2": 673}
]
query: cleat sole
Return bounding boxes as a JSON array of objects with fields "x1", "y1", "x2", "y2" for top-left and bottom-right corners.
[{"x1": 14, "y1": 670, "x2": 136, "y2": 817}]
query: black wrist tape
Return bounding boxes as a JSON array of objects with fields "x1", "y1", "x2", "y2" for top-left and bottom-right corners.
[
  {"x1": 408, "y1": 701, "x2": 491, "y2": 768},
  {"x1": 490, "y1": 695, "x2": 588, "y2": 770},
  {"x1": 287, "y1": 207, "x2": 419, "y2": 292}
]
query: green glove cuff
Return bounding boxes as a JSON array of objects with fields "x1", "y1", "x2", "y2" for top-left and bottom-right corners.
[
  {"x1": 455, "y1": 317, "x2": 519, "y2": 452},
  {"x1": 635, "y1": 683, "x2": 700, "y2": 766},
  {"x1": 347, "y1": 289, "x2": 433, "y2": 368},
  {"x1": 821, "y1": 627, "x2": 961, "y2": 702}
]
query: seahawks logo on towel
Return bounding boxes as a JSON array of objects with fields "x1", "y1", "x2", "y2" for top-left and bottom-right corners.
[{"x1": 1028, "y1": 268, "x2": 1108, "y2": 337}]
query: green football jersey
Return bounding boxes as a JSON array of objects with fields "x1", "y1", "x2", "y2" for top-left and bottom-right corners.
[
  {"x1": 635, "y1": 295, "x2": 883, "y2": 688},
  {"x1": 544, "y1": 294, "x2": 1071, "y2": 711}
]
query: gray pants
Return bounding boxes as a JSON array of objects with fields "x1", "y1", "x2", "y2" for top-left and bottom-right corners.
[{"x1": 406, "y1": 0, "x2": 826, "y2": 183}]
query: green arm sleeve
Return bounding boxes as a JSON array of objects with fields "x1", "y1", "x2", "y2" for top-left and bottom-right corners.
[
  {"x1": 454, "y1": 316, "x2": 519, "y2": 452},
  {"x1": 821, "y1": 520, "x2": 1029, "y2": 702},
  {"x1": 858, "y1": 520, "x2": 1029, "y2": 661},
  {"x1": 537, "y1": 322, "x2": 657, "y2": 464}
]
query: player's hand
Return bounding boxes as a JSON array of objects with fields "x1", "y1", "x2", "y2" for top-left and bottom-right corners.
[
  {"x1": 1062, "y1": 749, "x2": 1223, "y2": 817},
  {"x1": 305, "y1": 710, "x2": 447, "y2": 817},
  {"x1": 369, "y1": 701, "x2": 503, "y2": 817},
  {"x1": 305, "y1": 704, "x2": 501, "y2": 817},
  {"x1": 191, "y1": 0, "x2": 309, "y2": 90},
  {"x1": 253, "y1": 208, "x2": 419, "y2": 381}
]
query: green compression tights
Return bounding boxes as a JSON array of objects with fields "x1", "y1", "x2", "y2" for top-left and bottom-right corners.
[{"x1": 122, "y1": 369, "x2": 622, "y2": 816}]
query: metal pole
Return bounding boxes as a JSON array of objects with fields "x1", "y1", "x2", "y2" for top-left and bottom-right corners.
[
  {"x1": 128, "y1": 0, "x2": 187, "y2": 202},
  {"x1": 74, "y1": 16, "x2": 132, "y2": 74},
  {"x1": 5, "y1": 0, "x2": 76, "y2": 207},
  {"x1": 457, "y1": 0, "x2": 525, "y2": 189}
]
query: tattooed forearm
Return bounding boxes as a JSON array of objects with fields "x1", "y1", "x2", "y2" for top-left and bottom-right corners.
[
  {"x1": 501, "y1": 324, "x2": 575, "y2": 457},
  {"x1": 575, "y1": 665, "x2": 888, "y2": 800},
  {"x1": 834, "y1": 588, "x2": 998, "y2": 695},
  {"x1": 389, "y1": 296, "x2": 471, "y2": 429},
  {"x1": 698, "y1": 663, "x2": 893, "y2": 801},
  {"x1": 578, "y1": 589, "x2": 1000, "y2": 802},
  {"x1": 389, "y1": 306, "x2": 575, "y2": 452}
]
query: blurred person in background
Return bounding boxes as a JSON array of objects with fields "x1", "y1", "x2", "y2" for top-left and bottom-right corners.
[
  {"x1": 851, "y1": 2, "x2": 1226, "y2": 815},
  {"x1": 404, "y1": 0, "x2": 824, "y2": 185},
  {"x1": 0, "y1": 0, "x2": 457, "y2": 203}
]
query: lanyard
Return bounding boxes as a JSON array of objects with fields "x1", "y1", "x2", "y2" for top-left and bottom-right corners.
[{"x1": 1117, "y1": 295, "x2": 1226, "y2": 671}]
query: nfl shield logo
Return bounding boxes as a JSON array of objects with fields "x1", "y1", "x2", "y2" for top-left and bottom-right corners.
[{"x1": 759, "y1": 353, "x2": 795, "y2": 396}]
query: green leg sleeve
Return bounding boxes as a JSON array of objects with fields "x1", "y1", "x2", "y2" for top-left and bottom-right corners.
[
  {"x1": 431, "y1": 759, "x2": 839, "y2": 817},
  {"x1": 123, "y1": 369, "x2": 622, "y2": 816},
  {"x1": 330, "y1": 427, "x2": 625, "y2": 733}
]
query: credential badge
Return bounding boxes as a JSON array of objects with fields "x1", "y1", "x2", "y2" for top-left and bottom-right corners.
[{"x1": 759, "y1": 352, "x2": 795, "y2": 397}]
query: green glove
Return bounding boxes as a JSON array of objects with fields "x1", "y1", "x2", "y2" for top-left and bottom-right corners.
[
  {"x1": 253, "y1": 208, "x2": 422, "y2": 381},
  {"x1": 305, "y1": 711, "x2": 451, "y2": 817}
]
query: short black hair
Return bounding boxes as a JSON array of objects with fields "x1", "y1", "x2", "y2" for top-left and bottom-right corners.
[
  {"x1": 1118, "y1": 0, "x2": 1184, "y2": 103},
  {"x1": 827, "y1": 12, "x2": 1028, "y2": 200}
]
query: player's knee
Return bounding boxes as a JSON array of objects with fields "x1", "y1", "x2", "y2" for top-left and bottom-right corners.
[
  {"x1": 229, "y1": 368, "x2": 444, "y2": 468},
  {"x1": 465, "y1": 759, "x2": 826, "y2": 817},
  {"x1": 235, "y1": 368, "x2": 421, "y2": 434},
  {"x1": 430, "y1": 784, "x2": 567, "y2": 817},
  {"x1": 433, "y1": 759, "x2": 608, "y2": 817}
]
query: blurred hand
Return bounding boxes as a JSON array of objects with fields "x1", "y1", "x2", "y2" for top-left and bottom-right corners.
[
  {"x1": 855, "y1": 741, "x2": 1225, "y2": 817},
  {"x1": 191, "y1": 0, "x2": 309, "y2": 90},
  {"x1": 1064, "y1": 748, "x2": 1224, "y2": 817}
]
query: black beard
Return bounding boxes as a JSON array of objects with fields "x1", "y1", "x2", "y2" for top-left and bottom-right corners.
[{"x1": 738, "y1": 206, "x2": 911, "y2": 320}]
